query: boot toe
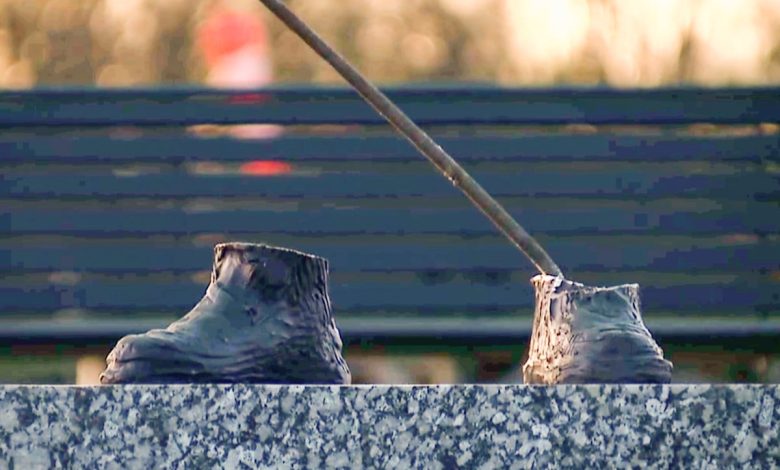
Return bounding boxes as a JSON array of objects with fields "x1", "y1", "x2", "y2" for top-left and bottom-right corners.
[
  {"x1": 100, "y1": 357, "x2": 155, "y2": 384},
  {"x1": 101, "y1": 332, "x2": 205, "y2": 384}
]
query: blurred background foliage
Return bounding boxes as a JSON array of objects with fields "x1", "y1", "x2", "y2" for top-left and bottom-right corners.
[{"x1": 0, "y1": 0, "x2": 779, "y2": 89}]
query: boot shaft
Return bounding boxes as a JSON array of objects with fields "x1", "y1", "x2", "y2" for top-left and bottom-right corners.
[{"x1": 212, "y1": 242, "x2": 331, "y2": 310}]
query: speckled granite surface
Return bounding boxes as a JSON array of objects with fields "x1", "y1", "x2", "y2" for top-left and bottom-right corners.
[{"x1": 0, "y1": 385, "x2": 777, "y2": 469}]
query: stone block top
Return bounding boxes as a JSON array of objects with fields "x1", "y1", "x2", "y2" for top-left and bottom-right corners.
[{"x1": 0, "y1": 385, "x2": 777, "y2": 469}]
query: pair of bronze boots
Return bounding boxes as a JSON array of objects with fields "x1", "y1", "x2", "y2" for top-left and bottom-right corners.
[{"x1": 100, "y1": 242, "x2": 671, "y2": 385}]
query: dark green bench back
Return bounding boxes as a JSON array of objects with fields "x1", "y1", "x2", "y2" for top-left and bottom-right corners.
[{"x1": 1, "y1": 86, "x2": 778, "y2": 343}]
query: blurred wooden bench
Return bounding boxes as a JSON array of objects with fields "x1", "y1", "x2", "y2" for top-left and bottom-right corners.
[{"x1": 0, "y1": 85, "x2": 778, "y2": 350}]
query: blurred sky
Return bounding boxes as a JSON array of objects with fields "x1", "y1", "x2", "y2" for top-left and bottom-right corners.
[{"x1": 0, "y1": 0, "x2": 779, "y2": 88}]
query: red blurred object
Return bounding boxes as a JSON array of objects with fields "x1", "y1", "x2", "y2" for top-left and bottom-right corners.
[
  {"x1": 194, "y1": 3, "x2": 282, "y2": 139},
  {"x1": 226, "y1": 93, "x2": 272, "y2": 105},
  {"x1": 198, "y1": 9, "x2": 269, "y2": 69},
  {"x1": 239, "y1": 160, "x2": 293, "y2": 176},
  {"x1": 196, "y1": 6, "x2": 271, "y2": 89}
]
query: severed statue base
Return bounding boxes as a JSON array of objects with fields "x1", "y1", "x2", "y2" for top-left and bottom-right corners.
[
  {"x1": 523, "y1": 275, "x2": 673, "y2": 384},
  {"x1": 100, "y1": 243, "x2": 351, "y2": 385}
]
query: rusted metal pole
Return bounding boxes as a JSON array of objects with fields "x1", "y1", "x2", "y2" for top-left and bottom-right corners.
[{"x1": 258, "y1": 0, "x2": 562, "y2": 276}]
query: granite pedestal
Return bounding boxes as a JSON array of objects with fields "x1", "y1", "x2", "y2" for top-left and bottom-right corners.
[{"x1": 0, "y1": 385, "x2": 777, "y2": 469}]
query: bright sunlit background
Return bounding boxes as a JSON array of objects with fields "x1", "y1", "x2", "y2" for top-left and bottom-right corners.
[{"x1": 0, "y1": 0, "x2": 779, "y2": 88}]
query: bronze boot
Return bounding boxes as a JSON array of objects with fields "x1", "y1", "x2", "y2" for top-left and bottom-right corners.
[
  {"x1": 100, "y1": 243, "x2": 351, "y2": 384},
  {"x1": 523, "y1": 275, "x2": 673, "y2": 384}
]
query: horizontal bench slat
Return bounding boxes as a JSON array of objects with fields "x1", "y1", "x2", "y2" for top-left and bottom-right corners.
[
  {"x1": 3, "y1": 316, "x2": 780, "y2": 345},
  {"x1": 1, "y1": 86, "x2": 778, "y2": 126},
  {"x1": 2, "y1": 134, "x2": 778, "y2": 163},
  {"x1": 1, "y1": 237, "x2": 777, "y2": 272},
  {"x1": 0, "y1": 277, "x2": 775, "y2": 314},
  {"x1": 3, "y1": 170, "x2": 775, "y2": 199},
  {"x1": 3, "y1": 204, "x2": 778, "y2": 235}
]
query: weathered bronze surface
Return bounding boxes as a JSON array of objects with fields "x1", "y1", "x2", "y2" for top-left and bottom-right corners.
[
  {"x1": 523, "y1": 275, "x2": 673, "y2": 384},
  {"x1": 100, "y1": 243, "x2": 351, "y2": 384}
]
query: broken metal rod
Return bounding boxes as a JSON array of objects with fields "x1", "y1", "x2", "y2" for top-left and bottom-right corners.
[{"x1": 258, "y1": 0, "x2": 562, "y2": 277}]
